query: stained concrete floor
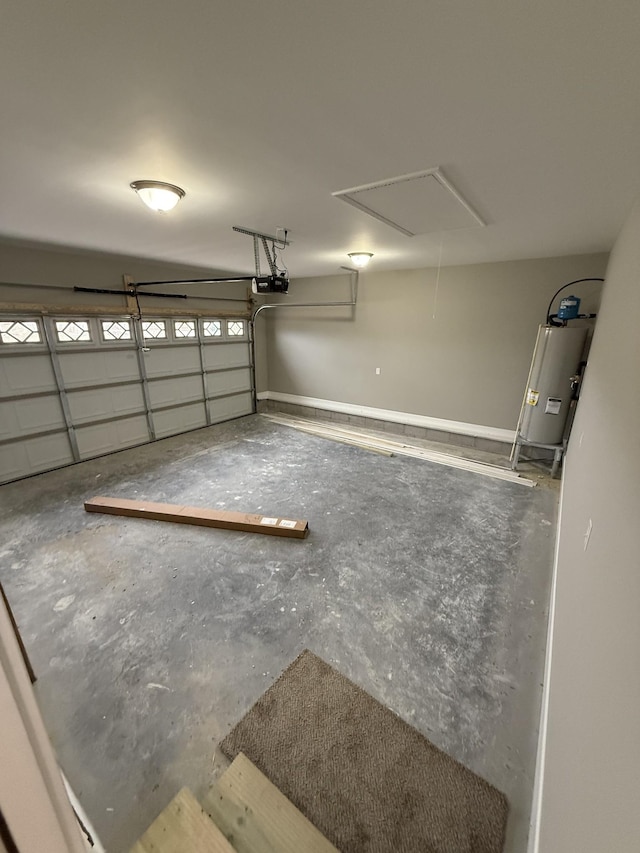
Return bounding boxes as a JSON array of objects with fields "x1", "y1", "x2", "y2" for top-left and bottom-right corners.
[{"x1": 0, "y1": 414, "x2": 557, "y2": 853}]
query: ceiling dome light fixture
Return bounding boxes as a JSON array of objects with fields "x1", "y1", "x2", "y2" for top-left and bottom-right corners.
[
  {"x1": 347, "y1": 252, "x2": 374, "y2": 268},
  {"x1": 130, "y1": 180, "x2": 185, "y2": 213}
]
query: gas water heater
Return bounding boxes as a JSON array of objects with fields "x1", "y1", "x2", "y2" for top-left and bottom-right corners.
[
  {"x1": 518, "y1": 325, "x2": 587, "y2": 446},
  {"x1": 512, "y1": 276, "x2": 602, "y2": 476}
]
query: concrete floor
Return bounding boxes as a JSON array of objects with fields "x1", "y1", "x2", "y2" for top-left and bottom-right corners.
[{"x1": 0, "y1": 414, "x2": 557, "y2": 853}]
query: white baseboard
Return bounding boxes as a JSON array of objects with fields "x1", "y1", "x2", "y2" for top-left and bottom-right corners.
[{"x1": 257, "y1": 391, "x2": 516, "y2": 444}]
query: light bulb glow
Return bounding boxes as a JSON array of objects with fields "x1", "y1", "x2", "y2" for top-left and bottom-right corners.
[
  {"x1": 347, "y1": 252, "x2": 374, "y2": 268},
  {"x1": 131, "y1": 180, "x2": 185, "y2": 212}
]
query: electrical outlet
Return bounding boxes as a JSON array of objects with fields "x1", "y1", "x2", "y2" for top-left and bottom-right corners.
[{"x1": 375, "y1": 367, "x2": 381, "y2": 375}]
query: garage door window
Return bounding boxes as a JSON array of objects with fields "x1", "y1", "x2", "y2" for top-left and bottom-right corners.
[
  {"x1": 203, "y1": 320, "x2": 222, "y2": 337},
  {"x1": 174, "y1": 320, "x2": 196, "y2": 339},
  {"x1": 141, "y1": 320, "x2": 167, "y2": 340},
  {"x1": 101, "y1": 319, "x2": 132, "y2": 341},
  {"x1": 55, "y1": 320, "x2": 91, "y2": 342},
  {"x1": 0, "y1": 319, "x2": 42, "y2": 344},
  {"x1": 227, "y1": 320, "x2": 245, "y2": 337}
]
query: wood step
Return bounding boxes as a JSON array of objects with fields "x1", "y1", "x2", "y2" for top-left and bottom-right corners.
[
  {"x1": 203, "y1": 752, "x2": 339, "y2": 853},
  {"x1": 130, "y1": 787, "x2": 236, "y2": 853}
]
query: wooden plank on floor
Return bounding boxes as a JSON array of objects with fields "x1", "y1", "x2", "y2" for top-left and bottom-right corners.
[
  {"x1": 203, "y1": 753, "x2": 338, "y2": 853},
  {"x1": 84, "y1": 496, "x2": 309, "y2": 538},
  {"x1": 130, "y1": 787, "x2": 236, "y2": 853}
]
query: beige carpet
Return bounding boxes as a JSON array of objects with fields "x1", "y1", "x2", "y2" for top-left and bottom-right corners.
[{"x1": 220, "y1": 650, "x2": 508, "y2": 853}]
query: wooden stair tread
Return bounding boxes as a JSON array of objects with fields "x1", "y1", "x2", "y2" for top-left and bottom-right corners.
[
  {"x1": 202, "y1": 752, "x2": 339, "y2": 853},
  {"x1": 130, "y1": 787, "x2": 236, "y2": 853}
]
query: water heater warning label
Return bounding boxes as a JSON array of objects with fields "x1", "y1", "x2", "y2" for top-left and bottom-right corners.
[
  {"x1": 545, "y1": 397, "x2": 562, "y2": 415},
  {"x1": 526, "y1": 389, "x2": 540, "y2": 406}
]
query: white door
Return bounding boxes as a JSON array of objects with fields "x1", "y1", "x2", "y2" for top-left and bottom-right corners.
[{"x1": 0, "y1": 314, "x2": 254, "y2": 484}]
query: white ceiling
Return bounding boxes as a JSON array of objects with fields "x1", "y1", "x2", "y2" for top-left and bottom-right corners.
[{"x1": 2, "y1": 0, "x2": 640, "y2": 278}]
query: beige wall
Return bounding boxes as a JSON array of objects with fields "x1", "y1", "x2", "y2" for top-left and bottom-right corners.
[
  {"x1": 534, "y1": 203, "x2": 640, "y2": 850},
  {"x1": 1, "y1": 242, "x2": 609, "y2": 412},
  {"x1": 0, "y1": 238, "x2": 250, "y2": 303},
  {"x1": 261, "y1": 253, "x2": 607, "y2": 430}
]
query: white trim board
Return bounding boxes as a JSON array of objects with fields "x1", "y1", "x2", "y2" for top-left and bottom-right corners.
[
  {"x1": 257, "y1": 391, "x2": 516, "y2": 444},
  {"x1": 62, "y1": 773, "x2": 105, "y2": 852},
  {"x1": 526, "y1": 477, "x2": 564, "y2": 853},
  {"x1": 263, "y1": 414, "x2": 533, "y2": 486}
]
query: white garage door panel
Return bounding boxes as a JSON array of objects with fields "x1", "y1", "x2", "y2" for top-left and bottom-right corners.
[
  {"x1": 0, "y1": 354, "x2": 56, "y2": 395},
  {"x1": 59, "y1": 350, "x2": 139, "y2": 387},
  {"x1": 0, "y1": 433, "x2": 74, "y2": 483},
  {"x1": 209, "y1": 392, "x2": 253, "y2": 424},
  {"x1": 0, "y1": 396, "x2": 66, "y2": 440},
  {"x1": 203, "y1": 342, "x2": 250, "y2": 371},
  {"x1": 67, "y1": 385, "x2": 145, "y2": 424},
  {"x1": 148, "y1": 374, "x2": 203, "y2": 408},
  {"x1": 207, "y1": 367, "x2": 251, "y2": 397},
  {"x1": 76, "y1": 415, "x2": 150, "y2": 459},
  {"x1": 153, "y1": 403, "x2": 207, "y2": 439},
  {"x1": 143, "y1": 346, "x2": 200, "y2": 378}
]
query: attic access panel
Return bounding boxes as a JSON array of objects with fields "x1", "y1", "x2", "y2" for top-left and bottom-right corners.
[{"x1": 332, "y1": 168, "x2": 485, "y2": 237}]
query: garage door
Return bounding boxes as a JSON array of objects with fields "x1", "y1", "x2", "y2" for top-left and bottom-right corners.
[{"x1": 0, "y1": 313, "x2": 254, "y2": 484}]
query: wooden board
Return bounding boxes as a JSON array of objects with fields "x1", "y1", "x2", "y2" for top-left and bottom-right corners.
[
  {"x1": 130, "y1": 787, "x2": 235, "y2": 853},
  {"x1": 202, "y1": 753, "x2": 338, "y2": 853},
  {"x1": 84, "y1": 496, "x2": 309, "y2": 538}
]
